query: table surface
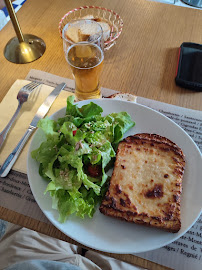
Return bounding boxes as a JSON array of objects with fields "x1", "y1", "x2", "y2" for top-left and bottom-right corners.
[{"x1": 0, "y1": 0, "x2": 202, "y2": 269}]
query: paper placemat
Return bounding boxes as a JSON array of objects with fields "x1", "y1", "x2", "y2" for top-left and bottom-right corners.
[{"x1": 0, "y1": 70, "x2": 202, "y2": 270}]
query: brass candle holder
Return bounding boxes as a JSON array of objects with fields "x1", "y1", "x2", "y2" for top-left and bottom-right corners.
[{"x1": 4, "y1": 0, "x2": 46, "y2": 64}]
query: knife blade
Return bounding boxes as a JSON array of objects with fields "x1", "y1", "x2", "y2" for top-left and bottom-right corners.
[{"x1": 0, "y1": 83, "x2": 66, "y2": 177}]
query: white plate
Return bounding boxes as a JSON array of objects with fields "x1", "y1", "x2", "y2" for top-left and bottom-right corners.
[{"x1": 27, "y1": 99, "x2": 202, "y2": 254}]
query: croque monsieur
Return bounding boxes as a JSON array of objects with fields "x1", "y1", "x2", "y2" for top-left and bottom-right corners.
[{"x1": 100, "y1": 133, "x2": 185, "y2": 233}]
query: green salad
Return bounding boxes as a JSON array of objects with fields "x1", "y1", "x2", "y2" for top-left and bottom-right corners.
[{"x1": 32, "y1": 96, "x2": 135, "y2": 222}]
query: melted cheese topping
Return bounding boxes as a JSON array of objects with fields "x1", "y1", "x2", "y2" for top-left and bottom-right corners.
[{"x1": 111, "y1": 143, "x2": 181, "y2": 217}]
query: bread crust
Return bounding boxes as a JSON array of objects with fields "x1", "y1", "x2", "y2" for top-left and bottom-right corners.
[{"x1": 100, "y1": 133, "x2": 185, "y2": 233}]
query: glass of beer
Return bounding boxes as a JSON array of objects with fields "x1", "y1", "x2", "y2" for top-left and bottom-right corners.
[{"x1": 66, "y1": 42, "x2": 104, "y2": 100}]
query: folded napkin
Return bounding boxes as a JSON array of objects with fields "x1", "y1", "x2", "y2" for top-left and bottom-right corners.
[{"x1": 0, "y1": 80, "x2": 73, "y2": 174}]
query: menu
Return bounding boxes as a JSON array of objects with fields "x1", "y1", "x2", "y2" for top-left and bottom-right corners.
[{"x1": 0, "y1": 69, "x2": 201, "y2": 270}]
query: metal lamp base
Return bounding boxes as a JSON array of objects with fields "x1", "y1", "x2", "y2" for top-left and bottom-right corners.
[{"x1": 4, "y1": 34, "x2": 46, "y2": 64}]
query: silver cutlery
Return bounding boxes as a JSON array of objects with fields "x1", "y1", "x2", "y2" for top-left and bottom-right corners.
[
  {"x1": 0, "y1": 83, "x2": 66, "y2": 178},
  {"x1": 0, "y1": 81, "x2": 41, "y2": 150}
]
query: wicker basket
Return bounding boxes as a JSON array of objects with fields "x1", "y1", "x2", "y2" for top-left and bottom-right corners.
[{"x1": 59, "y1": 6, "x2": 123, "y2": 50}]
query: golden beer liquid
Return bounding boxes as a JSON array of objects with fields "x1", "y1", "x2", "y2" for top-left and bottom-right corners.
[{"x1": 67, "y1": 43, "x2": 104, "y2": 100}]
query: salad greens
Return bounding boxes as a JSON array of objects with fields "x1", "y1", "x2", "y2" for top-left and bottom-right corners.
[{"x1": 32, "y1": 96, "x2": 135, "y2": 222}]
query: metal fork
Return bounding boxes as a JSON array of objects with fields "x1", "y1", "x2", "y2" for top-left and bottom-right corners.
[{"x1": 0, "y1": 81, "x2": 41, "y2": 150}]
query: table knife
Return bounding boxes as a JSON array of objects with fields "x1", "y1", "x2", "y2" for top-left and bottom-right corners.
[{"x1": 0, "y1": 83, "x2": 66, "y2": 178}]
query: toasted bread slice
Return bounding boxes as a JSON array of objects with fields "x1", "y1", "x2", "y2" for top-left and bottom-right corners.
[
  {"x1": 80, "y1": 16, "x2": 111, "y2": 41},
  {"x1": 65, "y1": 27, "x2": 80, "y2": 43},
  {"x1": 100, "y1": 133, "x2": 185, "y2": 232},
  {"x1": 81, "y1": 15, "x2": 95, "y2": 20},
  {"x1": 96, "y1": 21, "x2": 110, "y2": 41}
]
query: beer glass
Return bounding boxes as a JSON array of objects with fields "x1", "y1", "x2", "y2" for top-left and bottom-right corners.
[
  {"x1": 67, "y1": 42, "x2": 104, "y2": 100},
  {"x1": 62, "y1": 20, "x2": 104, "y2": 100}
]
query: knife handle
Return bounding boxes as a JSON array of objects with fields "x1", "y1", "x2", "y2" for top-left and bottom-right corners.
[{"x1": 0, "y1": 126, "x2": 35, "y2": 177}]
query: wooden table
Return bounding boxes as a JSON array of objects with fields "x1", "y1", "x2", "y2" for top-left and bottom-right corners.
[{"x1": 0, "y1": 0, "x2": 201, "y2": 269}]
